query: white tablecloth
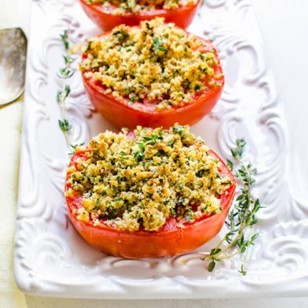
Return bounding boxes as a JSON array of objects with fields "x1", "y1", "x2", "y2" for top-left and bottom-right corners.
[{"x1": 1, "y1": 0, "x2": 308, "y2": 306}]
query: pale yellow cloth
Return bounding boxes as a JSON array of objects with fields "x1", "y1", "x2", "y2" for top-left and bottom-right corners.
[
  {"x1": 0, "y1": 0, "x2": 29, "y2": 307},
  {"x1": 0, "y1": 101, "x2": 27, "y2": 307}
]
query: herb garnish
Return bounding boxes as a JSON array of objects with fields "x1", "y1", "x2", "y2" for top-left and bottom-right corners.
[
  {"x1": 203, "y1": 139, "x2": 261, "y2": 275},
  {"x1": 57, "y1": 30, "x2": 76, "y2": 148},
  {"x1": 153, "y1": 37, "x2": 167, "y2": 52}
]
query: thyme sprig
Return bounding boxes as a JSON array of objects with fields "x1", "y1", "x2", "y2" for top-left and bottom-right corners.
[
  {"x1": 203, "y1": 139, "x2": 261, "y2": 275},
  {"x1": 57, "y1": 30, "x2": 75, "y2": 147}
]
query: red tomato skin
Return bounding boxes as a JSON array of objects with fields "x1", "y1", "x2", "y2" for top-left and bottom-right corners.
[
  {"x1": 65, "y1": 149, "x2": 236, "y2": 259},
  {"x1": 81, "y1": 37, "x2": 224, "y2": 130},
  {"x1": 79, "y1": 0, "x2": 201, "y2": 31}
]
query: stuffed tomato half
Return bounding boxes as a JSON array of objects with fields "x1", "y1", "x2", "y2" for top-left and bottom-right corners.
[
  {"x1": 80, "y1": 0, "x2": 201, "y2": 31},
  {"x1": 65, "y1": 124, "x2": 236, "y2": 258},
  {"x1": 80, "y1": 18, "x2": 224, "y2": 130}
]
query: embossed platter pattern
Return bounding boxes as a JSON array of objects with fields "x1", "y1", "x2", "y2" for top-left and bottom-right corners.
[{"x1": 14, "y1": 0, "x2": 308, "y2": 299}]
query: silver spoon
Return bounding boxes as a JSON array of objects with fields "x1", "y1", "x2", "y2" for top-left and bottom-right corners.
[{"x1": 0, "y1": 28, "x2": 27, "y2": 107}]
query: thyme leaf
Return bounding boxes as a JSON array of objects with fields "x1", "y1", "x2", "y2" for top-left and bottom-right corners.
[
  {"x1": 58, "y1": 119, "x2": 71, "y2": 132},
  {"x1": 60, "y1": 30, "x2": 69, "y2": 50},
  {"x1": 153, "y1": 37, "x2": 167, "y2": 53},
  {"x1": 57, "y1": 85, "x2": 71, "y2": 105},
  {"x1": 68, "y1": 143, "x2": 85, "y2": 156},
  {"x1": 203, "y1": 138, "x2": 261, "y2": 275}
]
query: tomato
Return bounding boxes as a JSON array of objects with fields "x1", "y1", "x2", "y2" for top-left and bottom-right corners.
[
  {"x1": 81, "y1": 33, "x2": 224, "y2": 130},
  {"x1": 65, "y1": 146, "x2": 236, "y2": 259},
  {"x1": 79, "y1": 0, "x2": 201, "y2": 31}
]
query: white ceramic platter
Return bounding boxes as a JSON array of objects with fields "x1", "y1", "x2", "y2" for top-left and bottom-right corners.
[{"x1": 14, "y1": 0, "x2": 308, "y2": 299}]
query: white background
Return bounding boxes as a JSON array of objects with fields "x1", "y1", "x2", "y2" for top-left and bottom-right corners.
[{"x1": 1, "y1": 0, "x2": 308, "y2": 306}]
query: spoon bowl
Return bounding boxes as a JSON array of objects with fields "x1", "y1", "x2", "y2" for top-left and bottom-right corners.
[{"x1": 0, "y1": 28, "x2": 27, "y2": 107}]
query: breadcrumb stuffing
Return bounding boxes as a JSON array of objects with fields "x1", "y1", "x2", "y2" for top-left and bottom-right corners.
[
  {"x1": 87, "y1": 0, "x2": 196, "y2": 13},
  {"x1": 66, "y1": 125, "x2": 232, "y2": 232},
  {"x1": 80, "y1": 18, "x2": 222, "y2": 111}
]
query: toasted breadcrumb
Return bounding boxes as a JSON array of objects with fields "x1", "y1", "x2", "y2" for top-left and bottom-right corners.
[
  {"x1": 80, "y1": 18, "x2": 221, "y2": 111},
  {"x1": 66, "y1": 125, "x2": 232, "y2": 232},
  {"x1": 88, "y1": 0, "x2": 196, "y2": 13}
]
